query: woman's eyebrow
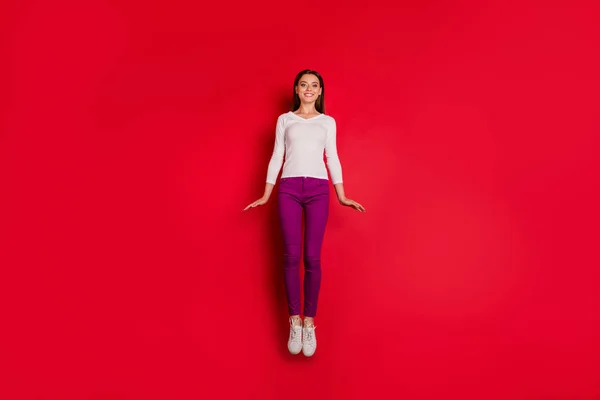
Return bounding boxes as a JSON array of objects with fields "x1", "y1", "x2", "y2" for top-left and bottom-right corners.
[{"x1": 300, "y1": 81, "x2": 319, "y2": 84}]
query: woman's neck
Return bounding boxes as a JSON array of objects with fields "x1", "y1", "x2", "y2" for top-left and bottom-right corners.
[{"x1": 294, "y1": 104, "x2": 319, "y2": 115}]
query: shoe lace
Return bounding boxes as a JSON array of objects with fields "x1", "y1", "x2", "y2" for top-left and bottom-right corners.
[
  {"x1": 304, "y1": 325, "x2": 316, "y2": 342},
  {"x1": 289, "y1": 321, "x2": 302, "y2": 343}
]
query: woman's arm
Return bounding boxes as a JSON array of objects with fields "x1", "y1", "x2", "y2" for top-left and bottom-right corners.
[
  {"x1": 244, "y1": 115, "x2": 285, "y2": 211},
  {"x1": 333, "y1": 183, "x2": 347, "y2": 203},
  {"x1": 334, "y1": 182, "x2": 365, "y2": 212},
  {"x1": 325, "y1": 118, "x2": 365, "y2": 212},
  {"x1": 261, "y1": 182, "x2": 275, "y2": 201},
  {"x1": 243, "y1": 182, "x2": 275, "y2": 211},
  {"x1": 324, "y1": 118, "x2": 343, "y2": 185},
  {"x1": 265, "y1": 115, "x2": 286, "y2": 185}
]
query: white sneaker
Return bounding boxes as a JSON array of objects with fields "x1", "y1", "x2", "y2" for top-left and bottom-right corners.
[
  {"x1": 302, "y1": 323, "x2": 317, "y2": 357},
  {"x1": 287, "y1": 317, "x2": 302, "y2": 355}
]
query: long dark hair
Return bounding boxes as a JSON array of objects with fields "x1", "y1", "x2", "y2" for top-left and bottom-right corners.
[{"x1": 291, "y1": 69, "x2": 326, "y2": 114}]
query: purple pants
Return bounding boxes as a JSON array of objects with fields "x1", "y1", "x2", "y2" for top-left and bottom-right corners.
[{"x1": 277, "y1": 176, "x2": 329, "y2": 317}]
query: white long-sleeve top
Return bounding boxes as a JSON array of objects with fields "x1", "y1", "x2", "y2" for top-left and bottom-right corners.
[{"x1": 266, "y1": 111, "x2": 343, "y2": 185}]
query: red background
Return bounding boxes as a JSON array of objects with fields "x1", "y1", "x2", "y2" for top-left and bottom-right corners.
[{"x1": 2, "y1": 0, "x2": 599, "y2": 399}]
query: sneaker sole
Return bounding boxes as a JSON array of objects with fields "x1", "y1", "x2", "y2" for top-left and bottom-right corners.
[{"x1": 302, "y1": 348, "x2": 316, "y2": 357}]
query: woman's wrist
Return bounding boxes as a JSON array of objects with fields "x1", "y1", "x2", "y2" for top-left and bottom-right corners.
[
  {"x1": 333, "y1": 182, "x2": 345, "y2": 201},
  {"x1": 263, "y1": 183, "x2": 275, "y2": 201}
]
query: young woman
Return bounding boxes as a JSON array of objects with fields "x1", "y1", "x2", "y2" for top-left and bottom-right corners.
[{"x1": 244, "y1": 69, "x2": 365, "y2": 356}]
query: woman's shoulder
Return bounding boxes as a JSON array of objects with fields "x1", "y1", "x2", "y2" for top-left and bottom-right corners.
[
  {"x1": 277, "y1": 111, "x2": 293, "y2": 122},
  {"x1": 321, "y1": 113, "x2": 336, "y2": 126}
]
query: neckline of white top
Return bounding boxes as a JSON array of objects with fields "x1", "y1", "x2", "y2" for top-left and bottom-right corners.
[{"x1": 288, "y1": 111, "x2": 325, "y2": 121}]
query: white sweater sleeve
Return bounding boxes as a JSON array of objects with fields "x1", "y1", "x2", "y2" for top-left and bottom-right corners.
[
  {"x1": 266, "y1": 115, "x2": 286, "y2": 184},
  {"x1": 325, "y1": 118, "x2": 343, "y2": 184}
]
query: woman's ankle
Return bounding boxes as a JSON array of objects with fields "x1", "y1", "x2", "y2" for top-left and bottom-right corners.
[{"x1": 290, "y1": 315, "x2": 302, "y2": 326}]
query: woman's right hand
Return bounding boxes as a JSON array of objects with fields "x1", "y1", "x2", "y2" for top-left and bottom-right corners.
[{"x1": 243, "y1": 196, "x2": 268, "y2": 211}]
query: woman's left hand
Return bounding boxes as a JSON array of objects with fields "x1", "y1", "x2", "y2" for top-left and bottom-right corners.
[{"x1": 339, "y1": 197, "x2": 366, "y2": 212}]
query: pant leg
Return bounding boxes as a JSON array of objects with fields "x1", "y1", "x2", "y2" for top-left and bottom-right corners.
[
  {"x1": 277, "y1": 179, "x2": 304, "y2": 316},
  {"x1": 302, "y1": 178, "x2": 330, "y2": 317}
]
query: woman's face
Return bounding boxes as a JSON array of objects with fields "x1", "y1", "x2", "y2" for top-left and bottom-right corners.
[{"x1": 295, "y1": 74, "x2": 322, "y2": 105}]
